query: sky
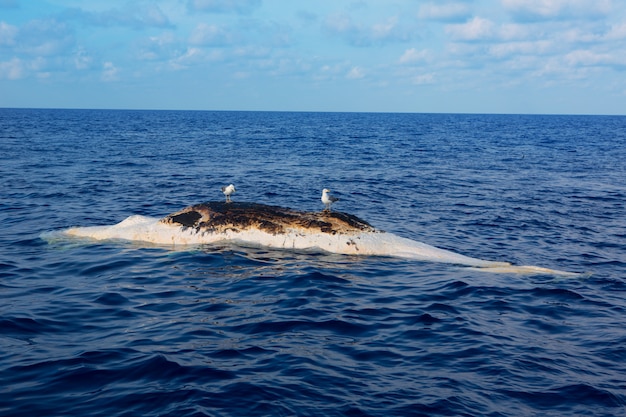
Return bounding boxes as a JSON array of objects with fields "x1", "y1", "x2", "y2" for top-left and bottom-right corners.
[{"x1": 1, "y1": 0, "x2": 625, "y2": 114}]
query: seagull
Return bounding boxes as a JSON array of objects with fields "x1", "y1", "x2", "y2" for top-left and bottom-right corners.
[
  {"x1": 321, "y1": 188, "x2": 339, "y2": 211},
  {"x1": 221, "y1": 184, "x2": 236, "y2": 203}
]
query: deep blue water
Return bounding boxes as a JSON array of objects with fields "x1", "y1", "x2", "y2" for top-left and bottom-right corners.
[{"x1": 1, "y1": 109, "x2": 625, "y2": 416}]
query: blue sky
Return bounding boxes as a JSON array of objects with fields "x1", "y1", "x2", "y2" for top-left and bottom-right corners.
[{"x1": 1, "y1": 0, "x2": 625, "y2": 114}]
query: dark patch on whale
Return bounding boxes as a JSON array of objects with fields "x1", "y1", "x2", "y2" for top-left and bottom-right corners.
[{"x1": 161, "y1": 202, "x2": 377, "y2": 236}]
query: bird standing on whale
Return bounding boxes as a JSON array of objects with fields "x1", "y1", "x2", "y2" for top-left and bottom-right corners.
[
  {"x1": 221, "y1": 184, "x2": 236, "y2": 203},
  {"x1": 321, "y1": 188, "x2": 339, "y2": 212}
]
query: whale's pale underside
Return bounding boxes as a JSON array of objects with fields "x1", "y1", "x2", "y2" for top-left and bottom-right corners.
[{"x1": 61, "y1": 202, "x2": 579, "y2": 276}]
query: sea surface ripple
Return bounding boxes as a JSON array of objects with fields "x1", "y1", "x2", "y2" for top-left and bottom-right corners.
[{"x1": 1, "y1": 109, "x2": 625, "y2": 416}]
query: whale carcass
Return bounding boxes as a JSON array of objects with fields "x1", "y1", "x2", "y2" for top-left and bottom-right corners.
[{"x1": 62, "y1": 201, "x2": 579, "y2": 275}]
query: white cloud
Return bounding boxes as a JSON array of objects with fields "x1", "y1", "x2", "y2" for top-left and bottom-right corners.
[
  {"x1": 64, "y1": 4, "x2": 172, "y2": 29},
  {"x1": 187, "y1": 0, "x2": 261, "y2": 14},
  {"x1": 169, "y1": 47, "x2": 202, "y2": 70},
  {"x1": 189, "y1": 23, "x2": 235, "y2": 46},
  {"x1": 565, "y1": 49, "x2": 626, "y2": 67},
  {"x1": 446, "y1": 19, "x2": 547, "y2": 43},
  {"x1": 398, "y1": 48, "x2": 430, "y2": 64},
  {"x1": 136, "y1": 31, "x2": 179, "y2": 61},
  {"x1": 531, "y1": 52, "x2": 615, "y2": 82},
  {"x1": 606, "y1": 22, "x2": 626, "y2": 40},
  {"x1": 168, "y1": 47, "x2": 224, "y2": 70},
  {"x1": 265, "y1": 56, "x2": 313, "y2": 77},
  {"x1": 497, "y1": 23, "x2": 536, "y2": 41},
  {"x1": 232, "y1": 71, "x2": 250, "y2": 79},
  {"x1": 15, "y1": 19, "x2": 75, "y2": 56},
  {"x1": 233, "y1": 45, "x2": 271, "y2": 59},
  {"x1": 314, "y1": 61, "x2": 352, "y2": 81},
  {"x1": 0, "y1": 21, "x2": 17, "y2": 45},
  {"x1": 411, "y1": 73, "x2": 435, "y2": 85},
  {"x1": 101, "y1": 61, "x2": 119, "y2": 81},
  {"x1": 502, "y1": 0, "x2": 614, "y2": 20},
  {"x1": 418, "y1": 2, "x2": 472, "y2": 22},
  {"x1": 446, "y1": 17, "x2": 495, "y2": 41},
  {"x1": 371, "y1": 16, "x2": 400, "y2": 40},
  {"x1": 0, "y1": 57, "x2": 23, "y2": 79},
  {"x1": 325, "y1": 13, "x2": 351, "y2": 33},
  {"x1": 324, "y1": 13, "x2": 413, "y2": 46},
  {"x1": 0, "y1": 56, "x2": 48, "y2": 79},
  {"x1": 489, "y1": 40, "x2": 554, "y2": 57},
  {"x1": 73, "y1": 47, "x2": 93, "y2": 69},
  {"x1": 142, "y1": 4, "x2": 171, "y2": 27},
  {"x1": 346, "y1": 66, "x2": 365, "y2": 79}
]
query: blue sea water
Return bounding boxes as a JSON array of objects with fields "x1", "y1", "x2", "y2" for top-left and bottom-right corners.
[{"x1": 1, "y1": 108, "x2": 625, "y2": 416}]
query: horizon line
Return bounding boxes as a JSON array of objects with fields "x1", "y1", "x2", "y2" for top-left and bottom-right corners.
[{"x1": 1, "y1": 106, "x2": 624, "y2": 117}]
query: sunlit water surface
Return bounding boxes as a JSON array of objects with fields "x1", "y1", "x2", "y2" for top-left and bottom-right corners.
[{"x1": 1, "y1": 109, "x2": 625, "y2": 416}]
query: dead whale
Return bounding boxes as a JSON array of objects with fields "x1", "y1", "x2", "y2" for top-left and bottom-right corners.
[{"x1": 61, "y1": 201, "x2": 579, "y2": 275}]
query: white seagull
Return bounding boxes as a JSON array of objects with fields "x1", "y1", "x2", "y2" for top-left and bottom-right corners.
[
  {"x1": 221, "y1": 184, "x2": 236, "y2": 203},
  {"x1": 321, "y1": 188, "x2": 339, "y2": 211}
]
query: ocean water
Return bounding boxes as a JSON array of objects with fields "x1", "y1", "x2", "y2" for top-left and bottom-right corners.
[{"x1": 1, "y1": 108, "x2": 625, "y2": 416}]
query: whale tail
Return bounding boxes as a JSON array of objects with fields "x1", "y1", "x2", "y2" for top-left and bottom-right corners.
[
  {"x1": 468, "y1": 264, "x2": 583, "y2": 277},
  {"x1": 381, "y1": 235, "x2": 581, "y2": 276}
]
